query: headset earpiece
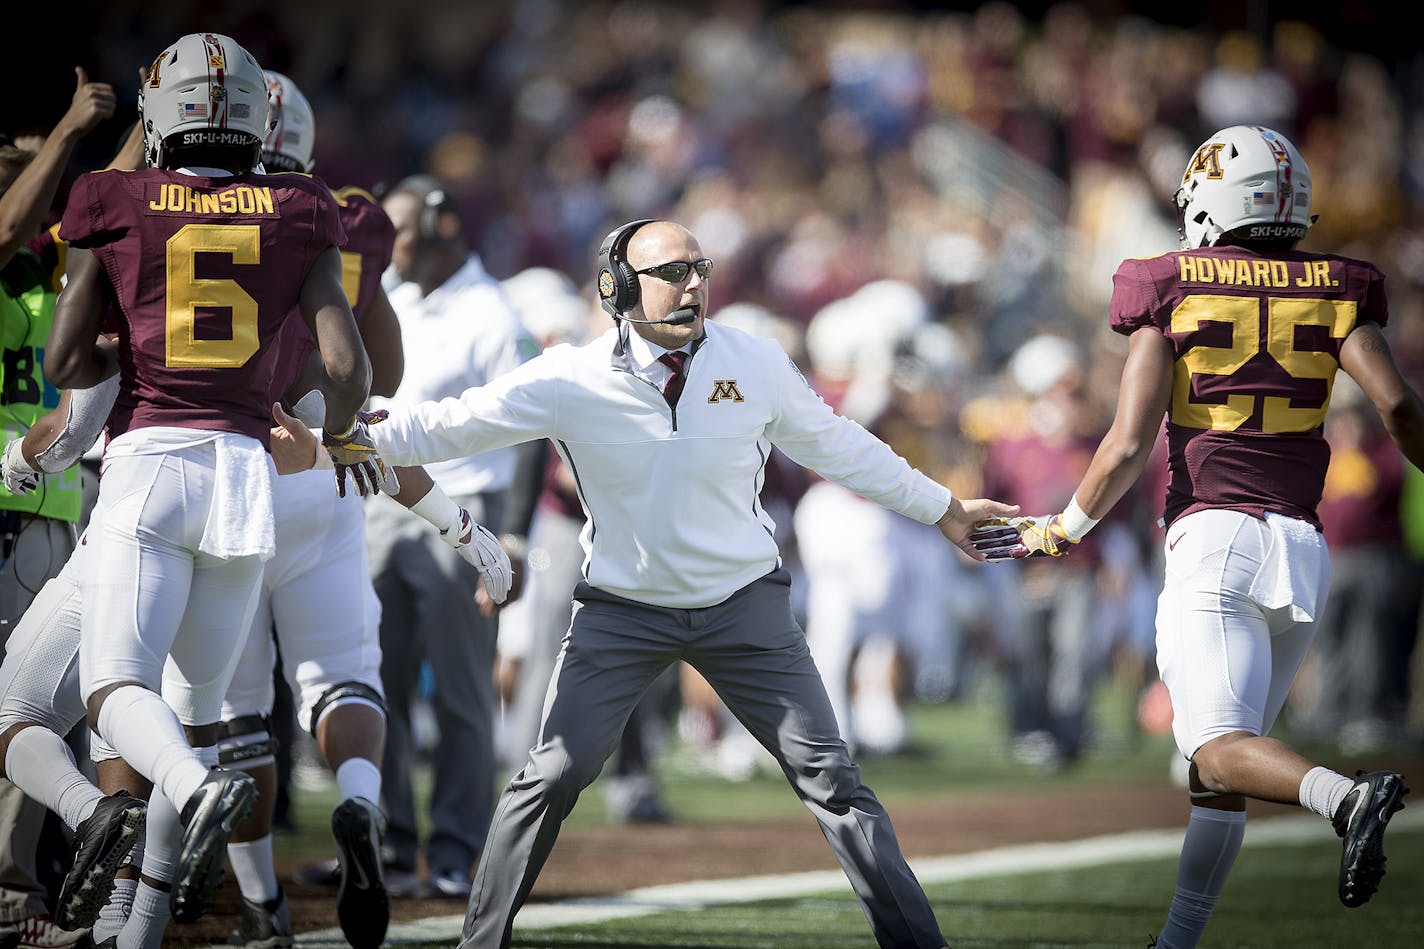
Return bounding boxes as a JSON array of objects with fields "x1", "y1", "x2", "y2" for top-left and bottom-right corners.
[
  {"x1": 420, "y1": 187, "x2": 450, "y2": 240},
  {"x1": 393, "y1": 174, "x2": 455, "y2": 242},
  {"x1": 596, "y1": 218, "x2": 655, "y2": 317}
]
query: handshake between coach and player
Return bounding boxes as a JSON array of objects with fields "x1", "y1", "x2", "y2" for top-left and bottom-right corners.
[{"x1": 969, "y1": 508, "x2": 1086, "y2": 560}]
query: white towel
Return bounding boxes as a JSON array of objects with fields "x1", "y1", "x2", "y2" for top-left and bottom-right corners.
[
  {"x1": 1248, "y1": 512, "x2": 1324, "y2": 623},
  {"x1": 200, "y1": 434, "x2": 277, "y2": 560}
]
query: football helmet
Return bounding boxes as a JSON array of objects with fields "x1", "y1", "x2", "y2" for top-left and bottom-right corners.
[
  {"x1": 1175, "y1": 125, "x2": 1312, "y2": 248},
  {"x1": 140, "y1": 33, "x2": 270, "y2": 170},
  {"x1": 262, "y1": 71, "x2": 315, "y2": 173}
]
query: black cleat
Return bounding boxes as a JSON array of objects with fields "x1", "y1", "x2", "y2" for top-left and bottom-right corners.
[
  {"x1": 171, "y1": 770, "x2": 258, "y2": 924},
  {"x1": 55, "y1": 790, "x2": 147, "y2": 930},
  {"x1": 1332, "y1": 769, "x2": 1408, "y2": 908},
  {"x1": 332, "y1": 797, "x2": 389, "y2": 949},
  {"x1": 226, "y1": 889, "x2": 293, "y2": 949}
]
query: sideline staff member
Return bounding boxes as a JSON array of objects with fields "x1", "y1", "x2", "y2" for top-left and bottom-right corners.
[{"x1": 276, "y1": 219, "x2": 1021, "y2": 949}]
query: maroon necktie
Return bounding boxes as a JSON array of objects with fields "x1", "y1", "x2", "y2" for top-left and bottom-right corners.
[{"x1": 658, "y1": 351, "x2": 688, "y2": 407}]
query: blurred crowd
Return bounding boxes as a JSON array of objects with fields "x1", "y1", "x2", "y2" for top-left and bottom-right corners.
[{"x1": 36, "y1": 0, "x2": 1424, "y2": 782}]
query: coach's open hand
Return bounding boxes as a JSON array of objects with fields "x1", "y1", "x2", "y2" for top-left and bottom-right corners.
[
  {"x1": 270, "y1": 402, "x2": 322, "y2": 474},
  {"x1": 936, "y1": 497, "x2": 1021, "y2": 561}
]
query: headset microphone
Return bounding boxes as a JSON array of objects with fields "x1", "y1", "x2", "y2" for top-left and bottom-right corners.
[{"x1": 619, "y1": 307, "x2": 697, "y2": 326}]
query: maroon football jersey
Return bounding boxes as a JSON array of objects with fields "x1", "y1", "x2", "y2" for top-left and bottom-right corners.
[
  {"x1": 58, "y1": 167, "x2": 346, "y2": 446},
  {"x1": 1109, "y1": 245, "x2": 1388, "y2": 529},
  {"x1": 266, "y1": 183, "x2": 396, "y2": 401}
]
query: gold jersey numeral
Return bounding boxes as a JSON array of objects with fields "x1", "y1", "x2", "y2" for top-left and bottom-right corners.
[
  {"x1": 164, "y1": 224, "x2": 261, "y2": 368},
  {"x1": 1169, "y1": 293, "x2": 1357, "y2": 434}
]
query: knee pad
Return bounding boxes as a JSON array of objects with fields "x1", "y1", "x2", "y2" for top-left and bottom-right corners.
[
  {"x1": 308, "y1": 682, "x2": 386, "y2": 738},
  {"x1": 216, "y1": 713, "x2": 276, "y2": 769},
  {"x1": 89, "y1": 729, "x2": 120, "y2": 764}
]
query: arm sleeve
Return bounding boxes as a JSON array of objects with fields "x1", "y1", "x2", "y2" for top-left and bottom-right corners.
[
  {"x1": 765, "y1": 350, "x2": 952, "y2": 524},
  {"x1": 372, "y1": 354, "x2": 557, "y2": 467},
  {"x1": 33, "y1": 374, "x2": 119, "y2": 473}
]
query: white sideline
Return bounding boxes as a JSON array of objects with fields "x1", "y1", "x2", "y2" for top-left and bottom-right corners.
[{"x1": 269, "y1": 808, "x2": 1423, "y2": 947}]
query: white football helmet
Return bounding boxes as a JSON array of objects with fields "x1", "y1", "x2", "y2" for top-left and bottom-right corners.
[
  {"x1": 262, "y1": 71, "x2": 316, "y2": 172},
  {"x1": 1174, "y1": 125, "x2": 1312, "y2": 249},
  {"x1": 140, "y1": 33, "x2": 270, "y2": 170}
]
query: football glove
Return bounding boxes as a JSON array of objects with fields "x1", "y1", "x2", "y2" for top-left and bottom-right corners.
[
  {"x1": 440, "y1": 508, "x2": 514, "y2": 604},
  {"x1": 967, "y1": 520, "x2": 1028, "y2": 560},
  {"x1": 323, "y1": 409, "x2": 400, "y2": 498},
  {"x1": 971, "y1": 514, "x2": 1078, "y2": 560},
  {"x1": 2, "y1": 440, "x2": 40, "y2": 496}
]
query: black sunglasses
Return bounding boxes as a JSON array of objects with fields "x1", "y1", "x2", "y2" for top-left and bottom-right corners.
[{"x1": 636, "y1": 258, "x2": 713, "y2": 283}]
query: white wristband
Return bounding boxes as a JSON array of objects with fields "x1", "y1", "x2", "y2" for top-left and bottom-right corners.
[
  {"x1": 310, "y1": 429, "x2": 333, "y2": 470},
  {"x1": 409, "y1": 483, "x2": 462, "y2": 537},
  {"x1": 1060, "y1": 496, "x2": 1100, "y2": 542}
]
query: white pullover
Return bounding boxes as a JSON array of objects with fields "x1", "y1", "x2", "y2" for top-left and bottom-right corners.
[{"x1": 372, "y1": 320, "x2": 952, "y2": 608}]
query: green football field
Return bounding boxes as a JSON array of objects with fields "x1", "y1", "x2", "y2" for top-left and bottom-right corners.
[
  {"x1": 379, "y1": 816, "x2": 1421, "y2": 948},
  {"x1": 273, "y1": 672, "x2": 1424, "y2": 948}
]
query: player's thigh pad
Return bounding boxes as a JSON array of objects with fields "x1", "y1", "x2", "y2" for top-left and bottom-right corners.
[
  {"x1": 217, "y1": 587, "x2": 277, "y2": 721},
  {"x1": 80, "y1": 451, "x2": 199, "y2": 697},
  {"x1": 1156, "y1": 509, "x2": 1277, "y2": 758},
  {"x1": 264, "y1": 484, "x2": 382, "y2": 732},
  {"x1": 0, "y1": 553, "x2": 86, "y2": 734}
]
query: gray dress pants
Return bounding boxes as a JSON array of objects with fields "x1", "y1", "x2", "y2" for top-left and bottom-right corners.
[{"x1": 459, "y1": 567, "x2": 946, "y2": 949}]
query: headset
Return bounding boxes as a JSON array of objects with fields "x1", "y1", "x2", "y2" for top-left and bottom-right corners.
[
  {"x1": 394, "y1": 174, "x2": 456, "y2": 241},
  {"x1": 596, "y1": 219, "x2": 656, "y2": 317}
]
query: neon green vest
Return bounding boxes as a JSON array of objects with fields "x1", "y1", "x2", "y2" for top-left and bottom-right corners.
[{"x1": 1, "y1": 248, "x2": 82, "y2": 523}]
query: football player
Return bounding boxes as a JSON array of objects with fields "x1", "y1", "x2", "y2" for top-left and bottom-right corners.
[
  {"x1": 42, "y1": 31, "x2": 375, "y2": 928},
  {"x1": 212, "y1": 70, "x2": 496, "y2": 949},
  {"x1": 973, "y1": 125, "x2": 1424, "y2": 947},
  {"x1": 2, "y1": 68, "x2": 509, "y2": 947}
]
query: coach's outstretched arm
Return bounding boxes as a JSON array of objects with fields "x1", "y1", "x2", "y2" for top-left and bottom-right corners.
[{"x1": 271, "y1": 402, "x2": 511, "y2": 601}]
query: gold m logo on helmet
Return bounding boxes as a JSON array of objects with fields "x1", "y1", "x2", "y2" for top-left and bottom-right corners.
[
  {"x1": 708, "y1": 380, "x2": 744, "y2": 403},
  {"x1": 1183, "y1": 142, "x2": 1226, "y2": 183}
]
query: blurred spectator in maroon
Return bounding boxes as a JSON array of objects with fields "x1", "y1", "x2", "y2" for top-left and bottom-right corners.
[
  {"x1": 1270, "y1": 20, "x2": 1340, "y2": 144},
  {"x1": 1306, "y1": 376, "x2": 1420, "y2": 753},
  {"x1": 978, "y1": 333, "x2": 1113, "y2": 770}
]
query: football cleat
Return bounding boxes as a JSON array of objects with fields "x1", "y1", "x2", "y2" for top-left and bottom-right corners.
[
  {"x1": 332, "y1": 797, "x2": 390, "y2": 949},
  {"x1": 1332, "y1": 769, "x2": 1408, "y2": 908},
  {"x1": 171, "y1": 770, "x2": 259, "y2": 923},
  {"x1": 55, "y1": 790, "x2": 147, "y2": 930},
  {"x1": 226, "y1": 889, "x2": 293, "y2": 949}
]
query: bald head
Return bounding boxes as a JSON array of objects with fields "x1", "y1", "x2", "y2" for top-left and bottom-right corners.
[{"x1": 621, "y1": 221, "x2": 709, "y2": 348}]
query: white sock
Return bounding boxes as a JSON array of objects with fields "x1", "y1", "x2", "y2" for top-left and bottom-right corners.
[
  {"x1": 138, "y1": 788, "x2": 183, "y2": 887},
  {"x1": 117, "y1": 880, "x2": 169, "y2": 949},
  {"x1": 92, "y1": 877, "x2": 137, "y2": 943},
  {"x1": 335, "y1": 757, "x2": 382, "y2": 805},
  {"x1": 227, "y1": 836, "x2": 280, "y2": 903},
  {"x1": 1299, "y1": 765, "x2": 1355, "y2": 821},
  {"x1": 4, "y1": 726, "x2": 103, "y2": 829},
  {"x1": 95, "y1": 686, "x2": 209, "y2": 811},
  {"x1": 1156, "y1": 805, "x2": 1246, "y2": 949}
]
